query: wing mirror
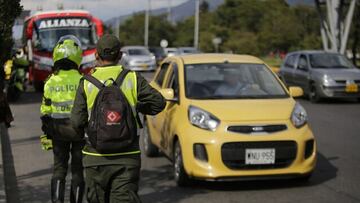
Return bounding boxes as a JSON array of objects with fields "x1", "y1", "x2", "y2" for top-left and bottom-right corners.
[
  {"x1": 289, "y1": 86, "x2": 304, "y2": 98},
  {"x1": 159, "y1": 88, "x2": 178, "y2": 102}
]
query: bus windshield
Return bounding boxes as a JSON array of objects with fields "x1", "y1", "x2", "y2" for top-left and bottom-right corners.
[{"x1": 33, "y1": 18, "x2": 97, "y2": 51}]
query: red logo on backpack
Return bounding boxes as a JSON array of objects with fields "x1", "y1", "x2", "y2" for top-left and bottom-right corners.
[{"x1": 106, "y1": 111, "x2": 121, "y2": 125}]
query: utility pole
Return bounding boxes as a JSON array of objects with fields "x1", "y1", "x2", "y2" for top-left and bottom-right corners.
[
  {"x1": 144, "y1": 0, "x2": 150, "y2": 47},
  {"x1": 194, "y1": 0, "x2": 200, "y2": 49},
  {"x1": 167, "y1": 0, "x2": 172, "y2": 24},
  {"x1": 315, "y1": 0, "x2": 357, "y2": 54},
  {"x1": 116, "y1": 18, "x2": 120, "y2": 39}
]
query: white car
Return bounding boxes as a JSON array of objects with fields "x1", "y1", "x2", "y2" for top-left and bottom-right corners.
[
  {"x1": 164, "y1": 47, "x2": 180, "y2": 57},
  {"x1": 120, "y1": 46, "x2": 156, "y2": 71}
]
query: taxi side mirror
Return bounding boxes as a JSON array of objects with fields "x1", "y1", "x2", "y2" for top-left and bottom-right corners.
[
  {"x1": 289, "y1": 86, "x2": 303, "y2": 98},
  {"x1": 159, "y1": 88, "x2": 177, "y2": 102}
]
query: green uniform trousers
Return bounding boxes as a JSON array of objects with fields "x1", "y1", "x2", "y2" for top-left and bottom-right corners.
[
  {"x1": 52, "y1": 139, "x2": 85, "y2": 184},
  {"x1": 85, "y1": 157, "x2": 141, "y2": 203}
]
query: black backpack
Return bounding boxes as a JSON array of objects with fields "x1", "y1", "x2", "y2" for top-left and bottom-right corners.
[{"x1": 83, "y1": 69, "x2": 141, "y2": 153}]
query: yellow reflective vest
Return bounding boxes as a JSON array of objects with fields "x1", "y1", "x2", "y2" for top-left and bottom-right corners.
[
  {"x1": 83, "y1": 65, "x2": 138, "y2": 120},
  {"x1": 40, "y1": 70, "x2": 82, "y2": 118},
  {"x1": 82, "y1": 65, "x2": 141, "y2": 157}
]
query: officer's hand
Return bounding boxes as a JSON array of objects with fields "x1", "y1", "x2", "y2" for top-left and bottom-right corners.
[{"x1": 40, "y1": 134, "x2": 53, "y2": 151}]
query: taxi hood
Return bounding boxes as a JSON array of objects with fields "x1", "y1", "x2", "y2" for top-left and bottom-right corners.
[{"x1": 189, "y1": 98, "x2": 296, "y2": 122}]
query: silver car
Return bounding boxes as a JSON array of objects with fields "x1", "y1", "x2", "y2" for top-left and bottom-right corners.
[
  {"x1": 120, "y1": 46, "x2": 156, "y2": 71},
  {"x1": 178, "y1": 47, "x2": 200, "y2": 55},
  {"x1": 279, "y1": 50, "x2": 360, "y2": 102},
  {"x1": 164, "y1": 47, "x2": 180, "y2": 57}
]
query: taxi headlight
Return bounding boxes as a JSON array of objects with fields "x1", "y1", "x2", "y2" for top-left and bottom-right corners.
[
  {"x1": 291, "y1": 102, "x2": 307, "y2": 128},
  {"x1": 188, "y1": 106, "x2": 220, "y2": 131}
]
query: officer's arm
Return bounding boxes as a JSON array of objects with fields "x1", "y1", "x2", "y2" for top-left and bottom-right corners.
[
  {"x1": 40, "y1": 81, "x2": 53, "y2": 135},
  {"x1": 71, "y1": 79, "x2": 88, "y2": 133},
  {"x1": 136, "y1": 73, "x2": 166, "y2": 115},
  {"x1": 40, "y1": 82, "x2": 52, "y2": 116}
]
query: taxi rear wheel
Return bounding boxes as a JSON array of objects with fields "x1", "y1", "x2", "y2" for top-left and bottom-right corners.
[
  {"x1": 173, "y1": 141, "x2": 191, "y2": 186},
  {"x1": 143, "y1": 120, "x2": 158, "y2": 157}
]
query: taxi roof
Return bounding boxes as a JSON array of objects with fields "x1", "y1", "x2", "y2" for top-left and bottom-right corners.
[{"x1": 171, "y1": 54, "x2": 265, "y2": 65}]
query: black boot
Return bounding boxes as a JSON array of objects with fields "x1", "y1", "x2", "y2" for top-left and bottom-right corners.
[
  {"x1": 51, "y1": 178, "x2": 65, "y2": 203},
  {"x1": 70, "y1": 181, "x2": 85, "y2": 203}
]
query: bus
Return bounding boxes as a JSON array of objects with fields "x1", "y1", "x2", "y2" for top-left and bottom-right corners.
[{"x1": 23, "y1": 10, "x2": 103, "y2": 91}]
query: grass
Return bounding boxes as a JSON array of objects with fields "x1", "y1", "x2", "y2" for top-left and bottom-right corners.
[{"x1": 261, "y1": 56, "x2": 284, "y2": 73}]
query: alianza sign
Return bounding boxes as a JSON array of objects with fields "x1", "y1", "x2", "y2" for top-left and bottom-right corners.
[{"x1": 38, "y1": 18, "x2": 90, "y2": 29}]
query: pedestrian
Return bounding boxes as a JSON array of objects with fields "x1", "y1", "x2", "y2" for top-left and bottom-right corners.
[
  {"x1": 71, "y1": 34, "x2": 165, "y2": 203},
  {"x1": 40, "y1": 35, "x2": 85, "y2": 203},
  {"x1": 0, "y1": 62, "x2": 13, "y2": 128},
  {"x1": 0, "y1": 89, "x2": 13, "y2": 129}
]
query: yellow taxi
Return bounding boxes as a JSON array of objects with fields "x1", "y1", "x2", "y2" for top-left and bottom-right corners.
[{"x1": 143, "y1": 54, "x2": 316, "y2": 186}]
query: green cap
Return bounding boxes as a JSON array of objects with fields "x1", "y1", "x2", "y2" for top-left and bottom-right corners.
[{"x1": 96, "y1": 34, "x2": 121, "y2": 59}]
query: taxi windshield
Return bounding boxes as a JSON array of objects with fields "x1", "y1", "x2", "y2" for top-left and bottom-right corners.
[{"x1": 185, "y1": 63, "x2": 288, "y2": 99}]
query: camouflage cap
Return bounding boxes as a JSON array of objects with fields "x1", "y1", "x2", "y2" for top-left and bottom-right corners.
[{"x1": 96, "y1": 34, "x2": 121, "y2": 59}]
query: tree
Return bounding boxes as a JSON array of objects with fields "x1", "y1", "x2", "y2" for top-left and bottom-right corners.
[
  {"x1": 200, "y1": 0, "x2": 210, "y2": 13},
  {"x1": 257, "y1": 0, "x2": 302, "y2": 54},
  {"x1": 0, "y1": 0, "x2": 22, "y2": 68},
  {"x1": 119, "y1": 13, "x2": 146, "y2": 46},
  {"x1": 119, "y1": 13, "x2": 175, "y2": 47}
]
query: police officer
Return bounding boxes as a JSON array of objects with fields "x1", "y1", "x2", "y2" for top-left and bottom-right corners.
[
  {"x1": 40, "y1": 35, "x2": 85, "y2": 203},
  {"x1": 71, "y1": 34, "x2": 165, "y2": 203}
]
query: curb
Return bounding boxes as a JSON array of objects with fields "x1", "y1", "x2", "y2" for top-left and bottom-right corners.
[{"x1": 0, "y1": 123, "x2": 8, "y2": 203}]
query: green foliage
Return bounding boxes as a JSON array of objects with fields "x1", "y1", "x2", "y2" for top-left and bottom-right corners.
[
  {"x1": 119, "y1": 13, "x2": 175, "y2": 47},
  {"x1": 0, "y1": 0, "x2": 23, "y2": 67},
  {"x1": 223, "y1": 32, "x2": 260, "y2": 55},
  {"x1": 258, "y1": 1, "x2": 302, "y2": 53},
  {"x1": 117, "y1": 0, "x2": 326, "y2": 56},
  {"x1": 119, "y1": 13, "x2": 146, "y2": 46}
]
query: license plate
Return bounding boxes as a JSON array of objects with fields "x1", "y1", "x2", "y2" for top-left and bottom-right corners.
[
  {"x1": 245, "y1": 149, "x2": 275, "y2": 165},
  {"x1": 345, "y1": 84, "x2": 358, "y2": 93},
  {"x1": 140, "y1": 64, "x2": 148, "y2": 68}
]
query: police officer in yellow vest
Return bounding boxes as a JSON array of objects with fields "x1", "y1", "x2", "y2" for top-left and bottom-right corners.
[
  {"x1": 71, "y1": 34, "x2": 165, "y2": 203},
  {"x1": 40, "y1": 35, "x2": 85, "y2": 203}
]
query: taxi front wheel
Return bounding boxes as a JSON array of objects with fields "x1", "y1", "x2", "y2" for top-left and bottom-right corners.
[
  {"x1": 174, "y1": 141, "x2": 191, "y2": 186},
  {"x1": 296, "y1": 172, "x2": 313, "y2": 182},
  {"x1": 143, "y1": 120, "x2": 159, "y2": 157}
]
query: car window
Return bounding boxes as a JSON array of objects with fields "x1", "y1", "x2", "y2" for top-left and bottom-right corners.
[
  {"x1": 298, "y1": 55, "x2": 308, "y2": 69},
  {"x1": 309, "y1": 53, "x2": 355, "y2": 69},
  {"x1": 185, "y1": 63, "x2": 288, "y2": 99},
  {"x1": 284, "y1": 54, "x2": 297, "y2": 68},
  {"x1": 166, "y1": 63, "x2": 179, "y2": 98},
  {"x1": 155, "y1": 63, "x2": 170, "y2": 87},
  {"x1": 128, "y1": 48, "x2": 150, "y2": 56}
]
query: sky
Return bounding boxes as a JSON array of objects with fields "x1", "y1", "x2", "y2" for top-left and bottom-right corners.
[{"x1": 20, "y1": 0, "x2": 188, "y2": 21}]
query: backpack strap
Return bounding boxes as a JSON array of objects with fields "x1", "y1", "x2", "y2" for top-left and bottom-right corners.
[
  {"x1": 83, "y1": 74, "x2": 105, "y2": 90},
  {"x1": 114, "y1": 69, "x2": 130, "y2": 87},
  {"x1": 115, "y1": 69, "x2": 144, "y2": 129}
]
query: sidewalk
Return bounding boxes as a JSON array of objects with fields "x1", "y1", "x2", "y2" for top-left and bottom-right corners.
[{"x1": 0, "y1": 123, "x2": 8, "y2": 202}]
